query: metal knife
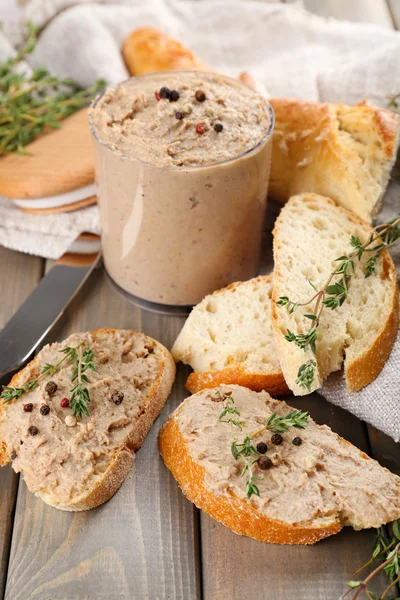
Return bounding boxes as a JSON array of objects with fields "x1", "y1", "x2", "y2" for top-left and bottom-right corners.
[{"x1": 0, "y1": 237, "x2": 101, "y2": 385}]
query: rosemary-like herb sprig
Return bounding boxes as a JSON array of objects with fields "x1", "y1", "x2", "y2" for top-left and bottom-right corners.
[
  {"x1": 340, "y1": 520, "x2": 400, "y2": 600},
  {"x1": 217, "y1": 391, "x2": 309, "y2": 498},
  {"x1": 0, "y1": 22, "x2": 105, "y2": 155},
  {"x1": 277, "y1": 217, "x2": 400, "y2": 392}
]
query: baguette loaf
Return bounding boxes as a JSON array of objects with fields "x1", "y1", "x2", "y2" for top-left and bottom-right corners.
[
  {"x1": 159, "y1": 385, "x2": 400, "y2": 545},
  {"x1": 269, "y1": 98, "x2": 400, "y2": 223},
  {"x1": 172, "y1": 275, "x2": 288, "y2": 396},
  {"x1": 0, "y1": 329, "x2": 175, "y2": 511},
  {"x1": 272, "y1": 194, "x2": 399, "y2": 395},
  {"x1": 122, "y1": 27, "x2": 211, "y2": 76}
]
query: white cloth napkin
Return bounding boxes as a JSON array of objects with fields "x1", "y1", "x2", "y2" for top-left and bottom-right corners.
[{"x1": 1, "y1": 0, "x2": 400, "y2": 439}]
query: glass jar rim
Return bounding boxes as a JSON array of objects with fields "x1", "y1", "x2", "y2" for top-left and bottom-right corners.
[{"x1": 89, "y1": 70, "x2": 275, "y2": 171}]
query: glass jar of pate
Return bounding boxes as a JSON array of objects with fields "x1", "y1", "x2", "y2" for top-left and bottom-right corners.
[{"x1": 89, "y1": 71, "x2": 274, "y2": 307}]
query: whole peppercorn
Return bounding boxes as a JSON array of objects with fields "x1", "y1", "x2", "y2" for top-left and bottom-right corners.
[
  {"x1": 175, "y1": 111, "x2": 185, "y2": 120},
  {"x1": 28, "y1": 426, "x2": 38, "y2": 436},
  {"x1": 169, "y1": 90, "x2": 180, "y2": 102},
  {"x1": 196, "y1": 124, "x2": 205, "y2": 135},
  {"x1": 60, "y1": 398, "x2": 70, "y2": 408},
  {"x1": 159, "y1": 86, "x2": 171, "y2": 99},
  {"x1": 111, "y1": 390, "x2": 124, "y2": 405},
  {"x1": 214, "y1": 123, "x2": 223, "y2": 133},
  {"x1": 45, "y1": 381, "x2": 57, "y2": 395},
  {"x1": 292, "y1": 437, "x2": 303, "y2": 446},
  {"x1": 271, "y1": 433, "x2": 283, "y2": 445},
  {"x1": 258, "y1": 456, "x2": 273, "y2": 470},
  {"x1": 23, "y1": 403, "x2": 33, "y2": 413},
  {"x1": 195, "y1": 90, "x2": 206, "y2": 102},
  {"x1": 256, "y1": 441, "x2": 268, "y2": 454},
  {"x1": 40, "y1": 404, "x2": 50, "y2": 416}
]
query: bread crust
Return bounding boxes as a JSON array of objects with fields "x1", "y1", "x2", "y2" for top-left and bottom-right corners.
[
  {"x1": 271, "y1": 194, "x2": 399, "y2": 394},
  {"x1": 186, "y1": 365, "x2": 289, "y2": 396},
  {"x1": 122, "y1": 27, "x2": 211, "y2": 76},
  {"x1": 158, "y1": 416, "x2": 341, "y2": 545},
  {"x1": 0, "y1": 328, "x2": 176, "y2": 511},
  {"x1": 269, "y1": 98, "x2": 400, "y2": 223}
]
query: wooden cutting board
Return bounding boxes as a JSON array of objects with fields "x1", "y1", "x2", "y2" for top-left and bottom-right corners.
[{"x1": 0, "y1": 109, "x2": 95, "y2": 200}]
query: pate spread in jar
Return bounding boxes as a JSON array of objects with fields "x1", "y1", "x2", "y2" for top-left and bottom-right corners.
[{"x1": 90, "y1": 71, "x2": 274, "y2": 306}]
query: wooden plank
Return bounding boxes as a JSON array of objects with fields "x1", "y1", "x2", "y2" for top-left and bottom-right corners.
[
  {"x1": 0, "y1": 247, "x2": 43, "y2": 599},
  {"x1": 201, "y1": 393, "x2": 393, "y2": 599},
  {"x1": 4, "y1": 267, "x2": 201, "y2": 600},
  {"x1": 285, "y1": 0, "x2": 394, "y2": 27}
]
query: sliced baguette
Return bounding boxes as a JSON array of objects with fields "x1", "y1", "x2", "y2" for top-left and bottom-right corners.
[
  {"x1": 159, "y1": 385, "x2": 400, "y2": 545},
  {"x1": 272, "y1": 194, "x2": 399, "y2": 395},
  {"x1": 0, "y1": 329, "x2": 175, "y2": 511},
  {"x1": 269, "y1": 98, "x2": 400, "y2": 224},
  {"x1": 172, "y1": 275, "x2": 288, "y2": 396}
]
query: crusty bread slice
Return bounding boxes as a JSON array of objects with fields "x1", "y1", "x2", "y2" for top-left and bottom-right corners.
[
  {"x1": 0, "y1": 329, "x2": 175, "y2": 511},
  {"x1": 159, "y1": 385, "x2": 400, "y2": 545},
  {"x1": 272, "y1": 194, "x2": 399, "y2": 395},
  {"x1": 172, "y1": 275, "x2": 288, "y2": 396},
  {"x1": 269, "y1": 98, "x2": 400, "y2": 224},
  {"x1": 122, "y1": 27, "x2": 211, "y2": 76}
]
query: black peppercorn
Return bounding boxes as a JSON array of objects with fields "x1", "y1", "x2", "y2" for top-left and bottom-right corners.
[
  {"x1": 271, "y1": 433, "x2": 283, "y2": 445},
  {"x1": 23, "y1": 403, "x2": 33, "y2": 413},
  {"x1": 258, "y1": 456, "x2": 273, "y2": 470},
  {"x1": 28, "y1": 426, "x2": 38, "y2": 436},
  {"x1": 292, "y1": 437, "x2": 303, "y2": 446},
  {"x1": 169, "y1": 90, "x2": 180, "y2": 102},
  {"x1": 159, "y1": 86, "x2": 171, "y2": 99},
  {"x1": 195, "y1": 90, "x2": 206, "y2": 102},
  {"x1": 214, "y1": 123, "x2": 223, "y2": 133},
  {"x1": 40, "y1": 404, "x2": 50, "y2": 416},
  {"x1": 111, "y1": 391, "x2": 124, "y2": 405},
  {"x1": 45, "y1": 381, "x2": 57, "y2": 395},
  {"x1": 256, "y1": 441, "x2": 268, "y2": 454},
  {"x1": 175, "y1": 111, "x2": 185, "y2": 120}
]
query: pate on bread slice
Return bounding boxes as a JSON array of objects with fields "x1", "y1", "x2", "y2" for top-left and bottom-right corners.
[
  {"x1": 272, "y1": 194, "x2": 399, "y2": 396},
  {"x1": 159, "y1": 385, "x2": 400, "y2": 545},
  {"x1": 269, "y1": 98, "x2": 400, "y2": 224},
  {"x1": 0, "y1": 329, "x2": 175, "y2": 511},
  {"x1": 172, "y1": 275, "x2": 288, "y2": 396}
]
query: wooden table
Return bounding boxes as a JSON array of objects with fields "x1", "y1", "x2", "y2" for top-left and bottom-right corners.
[{"x1": 1, "y1": 2, "x2": 400, "y2": 598}]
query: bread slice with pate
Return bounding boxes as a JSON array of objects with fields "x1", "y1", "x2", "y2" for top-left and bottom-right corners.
[
  {"x1": 172, "y1": 275, "x2": 288, "y2": 396},
  {"x1": 0, "y1": 329, "x2": 175, "y2": 511},
  {"x1": 159, "y1": 385, "x2": 400, "y2": 545},
  {"x1": 272, "y1": 194, "x2": 399, "y2": 396}
]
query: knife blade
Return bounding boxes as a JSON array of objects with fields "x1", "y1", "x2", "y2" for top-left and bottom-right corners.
[{"x1": 0, "y1": 238, "x2": 101, "y2": 383}]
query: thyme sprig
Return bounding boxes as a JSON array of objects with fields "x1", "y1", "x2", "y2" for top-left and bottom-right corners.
[
  {"x1": 277, "y1": 217, "x2": 400, "y2": 392},
  {"x1": 217, "y1": 391, "x2": 309, "y2": 498},
  {"x1": 0, "y1": 22, "x2": 105, "y2": 155},
  {"x1": 1, "y1": 342, "x2": 96, "y2": 418},
  {"x1": 340, "y1": 521, "x2": 400, "y2": 600},
  {"x1": 1, "y1": 345, "x2": 79, "y2": 403},
  {"x1": 69, "y1": 346, "x2": 97, "y2": 418}
]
